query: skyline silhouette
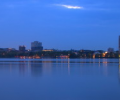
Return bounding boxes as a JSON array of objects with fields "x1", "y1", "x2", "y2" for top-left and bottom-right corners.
[{"x1": 0, "y1": 0, "x2": 120, "y2": 50}]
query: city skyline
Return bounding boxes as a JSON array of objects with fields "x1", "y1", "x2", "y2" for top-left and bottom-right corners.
[
  {"x1": 1, "y1": 1, "x2": 120, "y2": 99},
  {"x1": 0, "y1": 0, "x2": 120, "y2": 50},
  {"x1": 0, "y1": 40, "x2": 118, "y2": 51}
]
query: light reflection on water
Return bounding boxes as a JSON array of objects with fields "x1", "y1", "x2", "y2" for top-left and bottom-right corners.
[{"x1": 0, "y1": 58, "x2": 120, "y2": 100}]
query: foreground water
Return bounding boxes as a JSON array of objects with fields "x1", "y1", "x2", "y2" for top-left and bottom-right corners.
[{"x1": 0, "y1": 58, "x2": 120, "y2": 100}]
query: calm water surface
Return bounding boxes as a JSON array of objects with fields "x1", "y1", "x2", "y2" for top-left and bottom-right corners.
[{"x1": 0, "y1": 58, "x2": 120, "y2": 100}]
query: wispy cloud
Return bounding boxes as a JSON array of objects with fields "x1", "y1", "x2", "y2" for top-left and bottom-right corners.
[
  {"x1": 1, "y1": 1, "x2": 119, "y2": 13},
  {"x1": 61, "y1": 5, "x2": 83, "y2": 9},
  {"x1": 55, "y1": 4, "x2": 84, "y2": 9}
]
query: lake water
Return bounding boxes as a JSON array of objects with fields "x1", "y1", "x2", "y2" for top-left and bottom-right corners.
[{"x1": 0, "y1": 58, "x2": 120, "y2": 100}]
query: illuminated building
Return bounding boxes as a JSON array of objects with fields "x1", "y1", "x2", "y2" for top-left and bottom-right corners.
[
  {"x1": 42, "y1": 49, "x2": 54, "y2": 52},
  {"x1": 19, "y1": 46, "x2": 26, "y2": 52},
  {"x1": 102, "y1": 52, "x2": 108, "y2": 57},
  {"x1": 93, "y1": 54, "x2": 95, "y2": 58},
  {"x1": 31, "y1": 41, "x2": 43, "y2": 51},
  {"x1": 56, "y1": 55, "x2": 69, "y2": 59}
]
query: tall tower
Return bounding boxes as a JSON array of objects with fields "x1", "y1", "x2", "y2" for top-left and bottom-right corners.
[{"x1": 119, "y1": 36, "x2": 120, "y2": 54}]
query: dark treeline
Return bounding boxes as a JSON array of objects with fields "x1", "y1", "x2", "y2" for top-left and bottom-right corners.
[{"x1": 0, "y1": 50, "x2": 119, "y2": 58}]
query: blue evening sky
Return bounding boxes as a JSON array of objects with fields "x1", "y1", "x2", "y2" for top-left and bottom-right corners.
[{"x1": 0, "y1": 0, "x2": 120, "y2": 50}]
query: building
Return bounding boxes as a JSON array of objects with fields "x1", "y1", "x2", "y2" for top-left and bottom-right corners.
[
  {"x1": 42, "y1": 49, "x2": 54, "y2": 52},
  {"x1": 119, "y1": 36, "x2": 120, "y2": 54},
  {"x1": 0, "y1": 48, "x2": 16, "y2": 52},
  {"x1": 19, "y1": 46, "x2": 26, "y2": 52},
  {"x1": 108, "y1": 48, "x2": 114, "y2": 53},
  {"x1": 31, "y1": 41, "x2": 43, "y2": 51},
  {"x1": 7, "y1": 48, "x2": 16, "y2": 52}
]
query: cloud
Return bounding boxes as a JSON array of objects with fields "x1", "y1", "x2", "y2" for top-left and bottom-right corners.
[
  {"x1": 56, "y1": 4, "x2": 84, "y2": 9},
  {"x1": 62, "y1": 5, "x2": 83, "y2": 9}
]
